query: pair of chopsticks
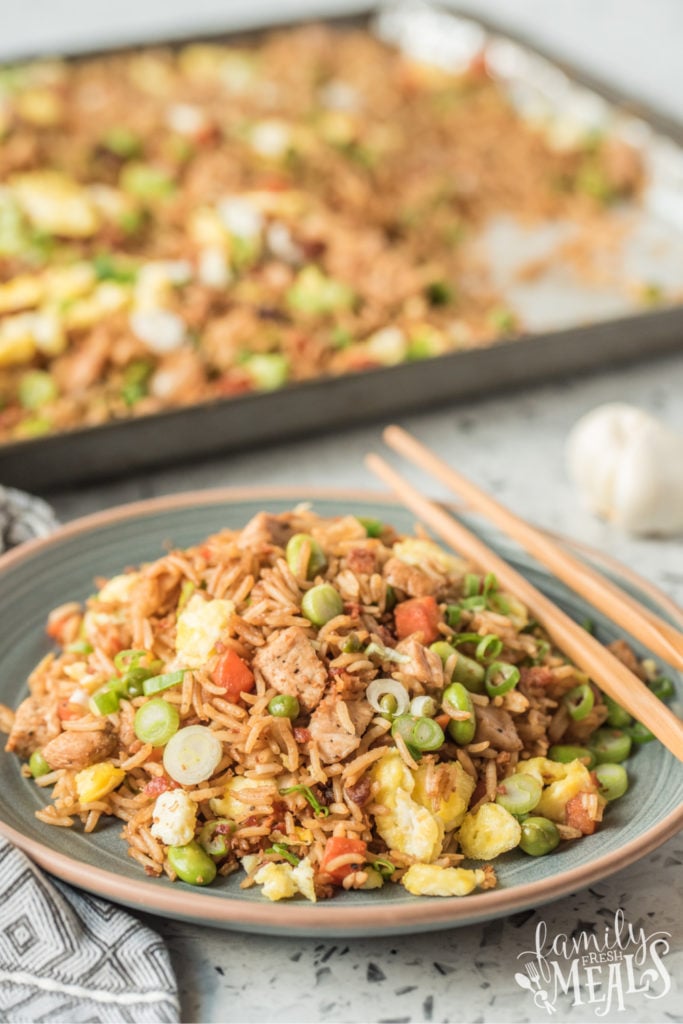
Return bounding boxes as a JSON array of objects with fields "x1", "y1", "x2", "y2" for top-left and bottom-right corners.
[{"x1": 366, "y1": 425, "x2": 683, "y2": 764}]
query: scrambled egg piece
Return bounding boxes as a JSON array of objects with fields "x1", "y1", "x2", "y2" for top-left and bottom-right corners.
[
  {"x1": 254, "y1": 863, "x2": 298, "y2": 902},
  {"x1": 254, "y1": 857, "x2": 317, "y2": 902},
  {"x1": 371, "y1": 751, "x2": 444, "y2": 863},
  {"x1": 210, "y1": 776, "x2": 278, "y2": 823},
  {"x1": 150, "y1": 790, "x2": 197, "y2": 847},
  {"x1": 412, "y1": 761, "x2": 475, "y2": 832},
  {"x1": 11, "y1": 171, "x2": 100, "y2": 237},
  {"x1": 458, "y1": 803, "x2": 521, "y2": 860},
  {"x1": 392, "y1": 538, "x2": 467, "y2": 576},
  {"x1": 402, "y1": 863, "x2": 492, "y2": 897},
  {"x1": 291, "y1": 857, "x2": 317, "y2": 902},
  {"x1": 175, "y1": 593, "x2": 234, "y2": 668},
  {"x1": 75, "y1": 763, "x2": 125, "y2": 803},
  {"x1": 517, "y1": 757, "x2": 596, "y2": 822},
  {"x1": 97, "y1": 572, "x2": 141, "y2": 604}
]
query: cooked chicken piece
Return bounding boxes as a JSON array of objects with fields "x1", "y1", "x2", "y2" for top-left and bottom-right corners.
[
  {"x1": 383, "y1": 557, "x2": 438, "y2": 598},
  {"x1": 252, "y1": 626, "x2": 327, "y2": 711},
  {"x1": 474, "y1": 703, "x2": 523, "y2": 752},
  {"x1": 395, "y1": 636, "x2": 444, "y2": 687},
  {"x1": 607, "y1": 639, "x2": 647, "y2": 681},
  {"x1": 42, "y1": 728, "x2": 116, "y2": 770},
  {"x1": 308, "y1": 696, "x2": 374, "y2": 764},
  {"x1": 238, "y1": 512, "x2": 295, "y2": 552},
  {"x1": 5, "y1": 696, "x2": 61, "y2": 758}
]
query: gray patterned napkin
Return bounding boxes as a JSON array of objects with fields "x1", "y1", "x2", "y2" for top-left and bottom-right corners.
[
  {"x1": 0, "y1": 839, "x2": 179, "y2": 1023},
  {"x1": 0, "y1": 488, "x2": 180, "y2": 1023}
]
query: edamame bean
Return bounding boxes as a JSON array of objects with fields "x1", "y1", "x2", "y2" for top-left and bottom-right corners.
[
  {"x1": 167, "y1": 840, "x2": 217, "y2": 886},
  {"x1": 286, "y1": 533, "x2": 327, "y2": 579},
  {"x1": 443, "y1": 682, "x2": 476, "y2": 745},
  {"x1": 452, "y1": 653, "x2": 485, "y2": 693},
  {"x1": 519, "y1": 817, "x2": 560, "y2": 856},
  {"x1": 301, "y1": 584, "x2": 343, "y2": 626}
]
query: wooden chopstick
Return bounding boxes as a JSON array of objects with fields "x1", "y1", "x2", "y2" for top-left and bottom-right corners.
[
  {"x1": 365, "y1": 452, "x2": 683, "y2": 764},
  {"x1": 383, "y1": 425, "x2": 683, "y2": 672}
]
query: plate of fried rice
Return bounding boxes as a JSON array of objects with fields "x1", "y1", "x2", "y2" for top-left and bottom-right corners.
[{"x1": 0, "y1": 489, "x2": 681, "y2": 936}]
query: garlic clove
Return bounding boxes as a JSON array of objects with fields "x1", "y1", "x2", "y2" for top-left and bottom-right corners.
[{"x1": 566, "y1": 403, "x2": 683, "y2": 536}]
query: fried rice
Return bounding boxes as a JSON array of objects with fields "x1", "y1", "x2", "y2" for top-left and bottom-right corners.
[{"x1": 1, "y1": 508, "x2": 655, "y2": 900}]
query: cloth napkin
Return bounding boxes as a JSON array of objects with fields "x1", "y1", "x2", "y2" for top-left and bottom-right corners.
[{"x1": 0, "y1": 488, "x2": 180, "y2": 1023}]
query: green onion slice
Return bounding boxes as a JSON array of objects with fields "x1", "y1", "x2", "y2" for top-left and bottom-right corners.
[
  {"x1": 485, "y1": 662, "x2": 520, "y2": 697},
  {"x1": 475, "y1": 635, "x2": 503, "y2": 661},
  {"x1": 90, "y1": 687, "x2": 120, "y2": 716},
  {"x1": 371, "y1": 858, "x2": 396, "y2": 877},
  {"x1": 564, "y1": 683, "x2": 595, "y2": 722},
  {"x1": 265, "y1": 842, "x2": 301, "y2": 866},
  {"x1": 280, "y1": 785, "x2": 330, "y2": 817},
  {"x1": 142, "y1": 670, "x2": 186, "y2": 696}
]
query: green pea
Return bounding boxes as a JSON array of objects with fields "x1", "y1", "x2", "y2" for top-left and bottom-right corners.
[
  {"x1": 594, "y1": 763, "x2": 629, "y2": 802},
  {"x1": 452, "y1": 653, "x2": 485, "y2": 693},
  {"x1": 519, "y1": 816, "x2": 560, "y2": 857},
  {"x1": 548, "y1": 744, "x2": 596, "y2": 769},
  {"x1": 29, "y1": 751, "x2": 51, "y2": 778},
  {"x1": 167, "y1": 840, "x2": 217, "y2": 886},
  {"x1": 626, "y1": 722, "x2": 655, "y2": 745},
  {"x1": 495, "y1": 773, "x2": 543, "y2": 816},
  {"x1": 430, "y1": 641, "x2": 456, "y2": 665},
  {"x1": 603, "y1": 693, "x2": 632, "y2": 729},
  {"x1": 443, "y1": 682, "x2": 476, "y2": 745},
  {"x1": 379, "y1": 693, "x2": 398, "y2": 715},
  {"x1": 285, "y1": 533, "x2": 327, "y2": 579},
  {"x1": 357, "y1": 517, "x2": 384, "y2": 538},
  {"x1": 198, "y1": 819, "x2": 235, "y2": 858},
  {"x1": 589, "y1": 727, "x2": 632, "y2": 765},
  {"x1": 268, "y1": 694, "x2": 300, "y2": 719},
  {"x1": 301, "y1": 584, "x2": 343, "y2": 626}
]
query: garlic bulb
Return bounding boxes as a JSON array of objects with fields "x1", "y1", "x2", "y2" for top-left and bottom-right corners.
[{"x1": 566, "y1": 403, "x2": 683, "y2": 536}]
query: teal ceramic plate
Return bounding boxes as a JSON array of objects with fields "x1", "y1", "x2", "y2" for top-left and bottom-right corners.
[{"x1": 0, "y1": 488, "x2": 681, "y2": 937}]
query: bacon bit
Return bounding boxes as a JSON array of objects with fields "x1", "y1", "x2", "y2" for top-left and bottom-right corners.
[
  {"x1": 346, "y1": 357, "x2": 382, "y2": 372},
  {"x1": 215, "y1": 373, "x2": 253, "y2": 396},
  {"x1": 143, "y1": 775, "x2": 178, "y2": 797},
  {"x1": 468, "y1": 778, "x2": 487, "y2": 809},
  {"x1": 520, "y1": 666, "x2": 555, "y2": 688},
  {"x1": 346, "y1": 548, "x2": 377, "y2": 575},
  {"x1": 565, "y1": 792, "x2": 599, "y2": 835},
  {"x1": 435, "y1": 713, "x2": 451, "y2": 730},
  {"x1": 344, "y1": 601, "x2": 363, "y2": 618},
  {"x1": 294, "y1": 727, "x2": 311, "y2": 744}
]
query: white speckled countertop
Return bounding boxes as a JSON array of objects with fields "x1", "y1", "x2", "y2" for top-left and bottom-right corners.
[{"x1": 5, "y1": 2, "x2": 683, "y2": 1021}]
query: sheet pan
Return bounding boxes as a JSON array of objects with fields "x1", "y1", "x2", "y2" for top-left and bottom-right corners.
[{"x1": 2, "y1": 0, "x2": 683, "y2": 490}]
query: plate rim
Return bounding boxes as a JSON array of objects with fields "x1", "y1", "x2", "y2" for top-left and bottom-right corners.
[{"x1": 1, "y1": 484, "x2": 682, "y2": 935}]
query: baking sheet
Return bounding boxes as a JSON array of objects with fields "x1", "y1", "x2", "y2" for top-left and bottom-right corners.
[{"x1": 2, "y1": 0, "x2": 683, "y2": 490}]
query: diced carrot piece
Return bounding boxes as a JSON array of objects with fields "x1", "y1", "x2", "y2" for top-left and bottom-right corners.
[
  {"x1": 57, "y1": 699, "x2": 86, "y2": 722},
  {"x1": 394, "y1": 596, "x2": 441, "y2": 644},
  {"x1": 211, "y1": 649, "x2": 255, "y2": 702},
  {"x1": 320, "y1": 836, "x2": 368, "y2": 883}
]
